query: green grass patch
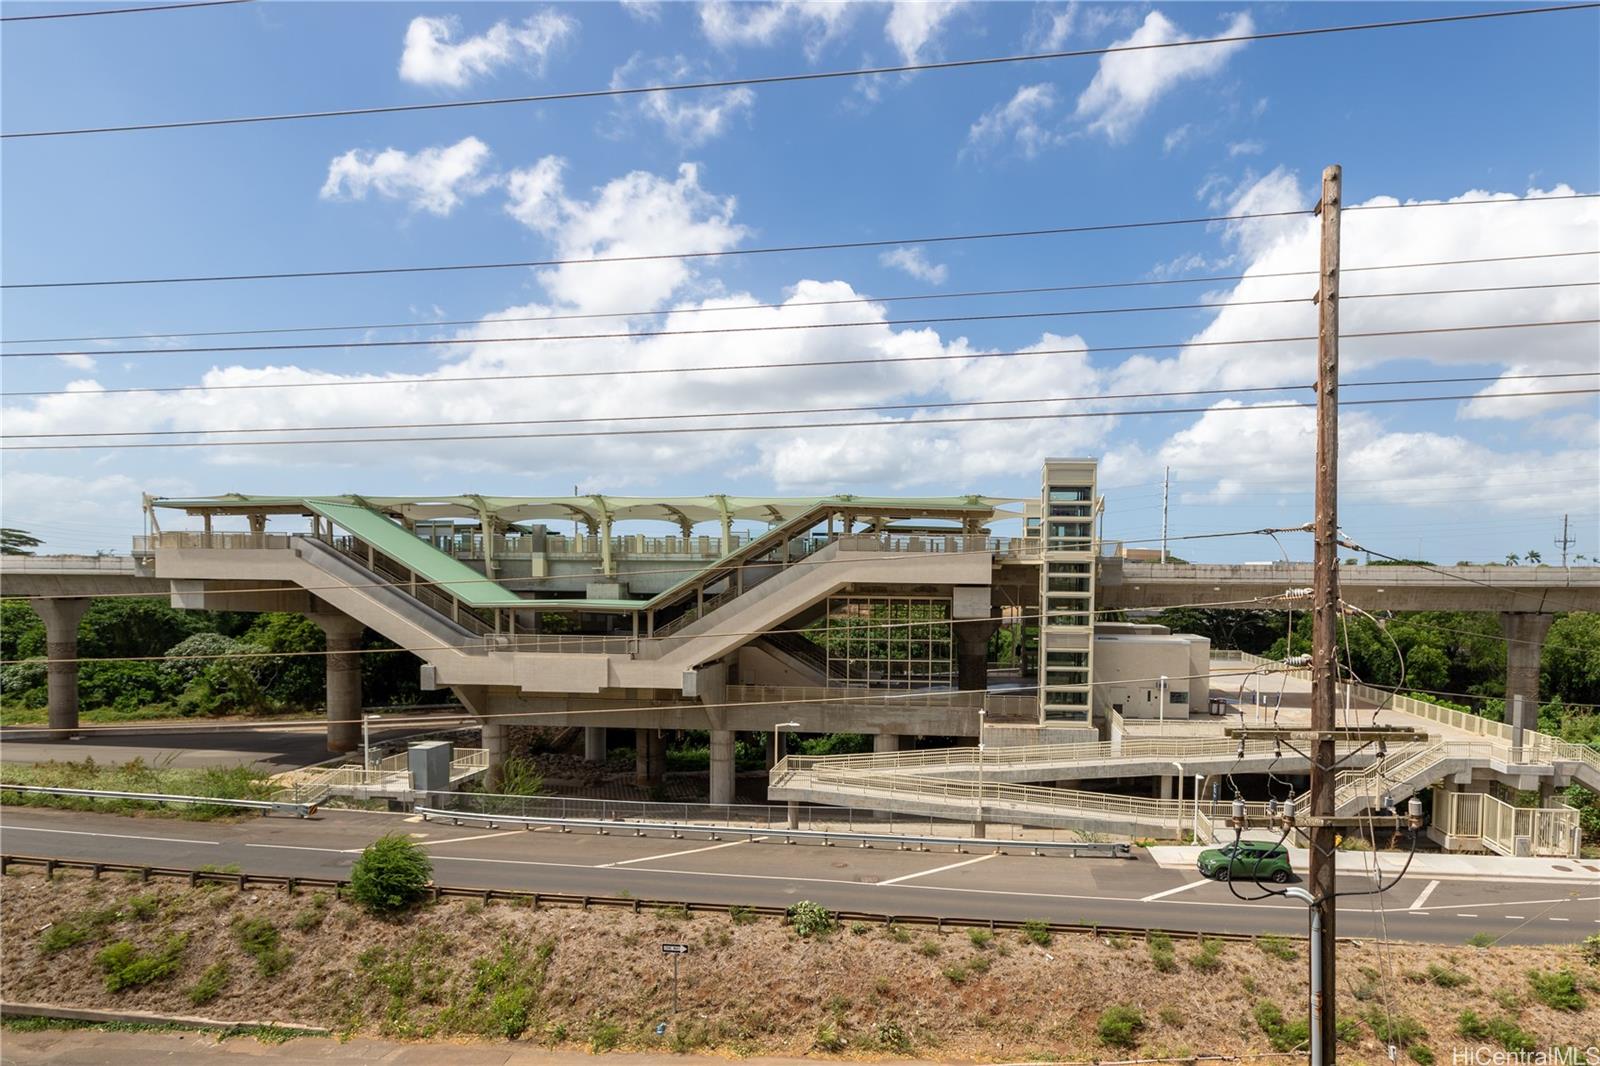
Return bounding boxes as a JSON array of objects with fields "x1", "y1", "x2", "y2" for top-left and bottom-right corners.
[
  {"x1": 188, "y1": 962, "x2": 230, "y2": 1007},
  {"x1": 1253, "y1": 1002, "x2": 1309, "y2": 1053},
  {"x1": 1189, "y1": 937, "x2": 1225, "y2": 972},
  {"x1": 1256, "y1": 934, "x2": 1298, "y2": 961},
  {"x1": 1096, "y1": 1005, "x2": 1144, "y2": 1050},
  {"x1": 232, "y1": 916, "x2": 292, "y2": 978},
  {"x1": 96, "y1": 934, "x2": 188, "y2": 992},
  {"x1": 438, "y1": 936, "x2": 555, "y2": 1039},
  {"x1": 1020, "y1": 919, "x2": 1052, "y2": 947},
  {"x1": 1458, "y1": 1010, "x2": 1537, "y2": 1053},
  {"x1": 1147, "y1": 931, "x2": 1176, "y2": 973},
  {"x1": 0, "y1": 758, "x2": 272, "y2": 820},
  {"x1": 1528, "y1": 968, "x2": 1586, "y2": 1011}
]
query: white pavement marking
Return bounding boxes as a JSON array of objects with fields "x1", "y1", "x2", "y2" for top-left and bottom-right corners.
[
  {"x1": 245, "y1": 843, "x2": 360, "y2": 855},
  {"x1": 1416, "y1": 894, "x2": 1598, "y2": 912},
  {"x1": 1140, "y1": 878, "x2": 1214, "y2": 903},
  {"x1": 416, "y1": 830, "x2": 523, "y2": 847},
  {"x1": 876, "y1": 853, "x2": 996, "y2": 886},
  {"x1": 0, "y1": 825, "x2": 219, "y2": 847},
  {"x1": 1505, "y1": 915, "x2": 1526, "y2": 919},
  {"x1": 602, "y1": 838, "x2": 758, "y2": 868},
  {"x1": 1550, "y1": 917, "x2": 1569, "y2": 921},
  {"x1": 1456, "y1": 913, "x2": 1478, "y2": 918},
  {"x1": 1407, "y1": 879, "x2": 1440, "y2": 912}
]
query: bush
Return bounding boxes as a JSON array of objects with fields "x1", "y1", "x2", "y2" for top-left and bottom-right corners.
[
  {"x1": 1528, "y1": 969, "x2": 1586, "y2": 1011},
  {"x1": 233, "y1": 916, "x2": 292, "y2": 977},
  {"x1": 813, "y1": 1022, "x2": 846, "y2": 1052},
  {"x1": 188, "y1": 962, "x2": 230, "y2": 1007},
  {"x1": 1190, "y1": 937, "x2": 1224, "y2": 972},
  {"x1": 918, "y1": 939, "x2": 942, "y2": 958},
  {"x1": 1254, "y1": 1001, "x2": 1309, "y2": 1053},
  {"x1": 1424, "y1": 962, "x2": 1469, "y2": 988},
  {"x1": 1257, "y1": 934, "x2": 1298, "y2": 961},
  {"x1": 1458, "y1": 1010, "x2": 1536, "y2": 1053},
  {"x1": 349, "y1": 834, "x2": 433, "y2": 915},
  {"x1": 1020, "y1": 919, "x2": 1052, "y2": 947},
  {"x1": 97, "y1": 934, "x2": 187, "y2": 992},
  {"x1": 786, "y1": 900, "x2": 836, "y2": 938},
  {"x1": 1367, "y1": 1011, "x2": 1426, "y2": 1048},
  {"x1": 1147, "y1": 931, "x2": 1176, "y2": 972},
  {"x1": 968, "y1": 928, "x2": 993, "y2": 948},
  {"x1": 1097, "y1": 1005, "x2": 1145, "y2": 1049},
  {"x1": 1582, "y1": 934, "x2": 1600, "y2": 967},
  {"x1": 1409, "y1": 1045, "x2": 1436, "y2": 1065}
]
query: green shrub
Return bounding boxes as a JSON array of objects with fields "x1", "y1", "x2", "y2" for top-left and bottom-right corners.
[
  {"x1": 873, "y1": 1020, "x2": 912, "y2": 1055},
  {"x1": 1424, "y1": 962, "x2": 1469, "y2": 988},
  {"x1": 813, "y1": 1022, "x2": 846, "y2": 1052},
  {"x1": 439, "y1": 937, "x2": 554, "y2": 1039},
  {"x1": 1097, "y1": 1005, "x2": 1145, "y2": 1049},
  {"x1": 1254, "y1": 1002, "x2": 1309, "y2": 1052},
  {"x1": 1409, "y1": 1045, "x2": 1436, "y2": 1065},
  {"x1": 786, "y1": 900, "x2": 836, "y2": 938},
  {"x1": 1528, "y1": 969, "x2": 1585, "y2": 1011},
  {"x1": 187, "y1": 962, "x2": 230, "y2": 1007},
  {"x1": 96, "y1": 935, "x2": 187, "y2": 992},
  {"x1": 589, "y1": 1018, "x2": 624, "y2": 1052},
  {"x1": 1147, "y1": 931, "x2": 1176, "y2": 973},
  {"x1": 1020, "y1": 919, "x2": 1052, "y2": 947},
  {"x1": 918, "y1": 939, "x2": 942, "y2": 958},
  {"x1": 1337, "y1": 1017, "x2": 1363, "y2": 1045},
  {"x1": 349, "y1": 834, "x2": 433, "y2": 914},
  {"x1": 728, "y1": 905, "x2": 758, "y2": 925},
  {"x1": 1256, "y1": 934, "x2": 1298, "y2": 961},
  {"x1": 968, "y1": 928, "x2": 993, "y2": 948},
  {"x1": 1581, "y1": 934, "x2": 1600, "y2": 966},
  {"x1": 1466, "y1": 932, "x2": 1495, "y2": 948},
  {"x1": 941, "y1": 963, "x2": 967, "y2": 984},
  {"x1": 1190, "y1": 937, "x2": 1224, "y2": 972},
  {"x1": 40, "y1": 910, "x2": 116, "y2": 953},
  {"x1": 1367, "y1": 1012, "x2": 1426, "y2": 1048},
  {"x1": 1459, "y1": 1010, "x2": 1537, "y2": 1053},
  {"x1": 233, "y1": 916, "x2": 292, "y2": 977},
  {"x1": 1457, "y1": 1010, "x2": 1489, "y2": 1040}
]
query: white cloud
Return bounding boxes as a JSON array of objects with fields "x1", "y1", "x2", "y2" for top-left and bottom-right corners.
[
  {"x1": 320, "y1": 137, "x2": 495, "y2": 216},
  {"x1": 886, "y1": 0, "x2": 966, "y2": 64},
  {"x1": 1026, "y1": 2, "x2": 1138, "y2": 50},
  {"x1": 1162, "y1": 124, "x2": 1191, "y2": 154},
  {"x1": 503, "y1": 159, "x2": 748, "y2": 314},
  {"x1": 621, "y1": 0, "x2": 663, "y2": 22},
  {"x1": 400, "y1": 11, "x2": 576, "y2": 88},
  {"x1": 697, "y1": 0, "x2": 853, "y2": 58},
  {"x1": 1228, "y1": 139, "x2": 1264, "y2": 157},
  {"x1": 609, "y1": 55, "x2": 755, "y2": 147},
  {"x1": 964, "y1": 83, "x2": 1061, "y2": 159},
  {"x1": 879, "y1": 247, "x2": 948, "y2": 285},
  {"x1": 1076, "y1": 10, "x2": 1253, "y2": 141}
]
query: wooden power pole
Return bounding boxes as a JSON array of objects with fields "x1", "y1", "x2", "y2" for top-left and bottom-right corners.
[{"x1": 1309, "y1": 163, "x2": 1343, "y2": 1062}]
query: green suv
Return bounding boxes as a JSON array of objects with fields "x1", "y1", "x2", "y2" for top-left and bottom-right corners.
[{"x1": 1197, "y1": 841, "x2": 1293, "y2": 882}]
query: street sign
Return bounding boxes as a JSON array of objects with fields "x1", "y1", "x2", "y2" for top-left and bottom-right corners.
[{"x1": 661, "y1": 943, "x2": 689, "y2": 955}]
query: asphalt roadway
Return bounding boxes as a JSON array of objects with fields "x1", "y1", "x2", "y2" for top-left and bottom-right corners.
[
  {"x1": 1, "y1": 806, "x2": 1594, "y2": 945},
  {"x1": 0, "y1": 721, "x2": 452, "y2": 771}
]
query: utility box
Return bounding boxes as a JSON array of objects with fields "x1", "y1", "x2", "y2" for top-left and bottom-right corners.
[{"x1": 408, "y1": 740, "x2": 454, "y2": 792}]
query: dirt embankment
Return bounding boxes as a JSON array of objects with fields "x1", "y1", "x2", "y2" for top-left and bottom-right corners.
[{"x1": 2, "y1": 870, "x2": 1595, "y2": 1063}]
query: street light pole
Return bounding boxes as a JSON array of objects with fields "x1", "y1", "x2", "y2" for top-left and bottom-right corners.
[
  {"x1": 1158, "y1": 675, "x2": 1168, "y2": 734},
  {"x1": 1167, "y1": 759, "x2": 1184, "y2": 840},
  {"x1": 976, "y1": 708, "x2": 987, "y2": 836},
  {"x1": 362, "y1": 713, "x2": 382, "y2": 772}
]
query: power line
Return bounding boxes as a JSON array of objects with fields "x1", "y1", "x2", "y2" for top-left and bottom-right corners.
[
  {"x1": 8, "y1": 281, "x2": 1593, "y2": 361},
  {"x1": 8, "y1": 372, "x2": 1592, "y2": 441},
  {"x1": 4, "y1": 318, "x2": 1593, "y2": 401},
  {"x1": 5, "y1": 388, "x2": 1592, "y2": 451},
  {"x1": 8, "y1": 195, "x2": 1596, "y2": 292},
  {"x1": 0, "y1": 0, "x2": 249, "y2": 21},
  {"x1": 7, "y1": 250, "x2": 1593, "y2": 348},
  {"x1": 5, "y1": 4, "x2": 1595, "y2": 139}
]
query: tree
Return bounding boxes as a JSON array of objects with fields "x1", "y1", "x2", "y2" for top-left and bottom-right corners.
[
  {"x1": 1542, "y1": 613, "x2": 1600, "y2": 708},
  {"x1": 1525, "y1": 549, "x2": 1543, "y2": 565},
  {"x1": 0, "y1": 529, "x2": 42, "y2": 556},
  {"x1": 1505, "y1": 553, "x2": 1521, "y2": 566},
  {"x1": 349, "y1": 834, "x2": 433, "y2": 914}
]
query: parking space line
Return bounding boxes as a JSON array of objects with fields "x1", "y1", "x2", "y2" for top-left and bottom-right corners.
[
  {"x1": 1, "y1": 825, "x2": 220, "y2": 847},
  {"x1": 602, "y1": 838, "x2": 758, "y2": 868},
  {"x1": 416, "y1": 830, "x2": 523, "y2": 847},
  {"x1": 1407, "y1": 879, "x2": 1439, "y2": 912},
  {"x1": 877, "y1": 853, "x2": 995, "y2": 886},
  {"x1": 1140, "y1": 878, "x2": 1213, "y2": 903}
]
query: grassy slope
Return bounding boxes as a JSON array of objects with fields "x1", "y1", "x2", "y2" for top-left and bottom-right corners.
[{"x1": 2, "y1": 872, "x2": 1594, "y2": 1063}]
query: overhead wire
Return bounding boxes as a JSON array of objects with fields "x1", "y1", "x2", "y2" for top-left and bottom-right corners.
[
  {"x1": 5, "y1": 248, "x2": 1594, "y2": 348},
  {"x1": 0, "y1": 0, "x2": 249, "y2": 20},
  {"x1": 6, "y1": 387, "x2": 1593, "y2": 451},
  {"x1": 6, "y1": 5, "x2": 1596, "y2": 139},
  {"x1": 6, "y1": 318, "x2": 1593, "y2": 400},
  {"x1": 7, "y1": 194, "x2": 1597, "y2": 290},
  {"x1": 10, "y1": 371, "x2": 1592, "y2": 441}
]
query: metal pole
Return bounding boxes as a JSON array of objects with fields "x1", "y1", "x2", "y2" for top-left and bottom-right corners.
[
  {"x1": 1309, "y1": 161, "x2": 1343, "y2": 1064},
  {"x1": 362, "y1": 714, "x2": 371, "y2": 772},
  {"x1": 672, "y1": 954, "x2": 680, "y2": 1015},
  {"x1": 1160, "y1": 466, "x2": 1170, "y2": 564},
  {"x1": 977, "y1": 708, "x2": 986, "y2": 831},
  {"x1": 1158, "y1": 676, "x2": 1167, "y2": 734}
]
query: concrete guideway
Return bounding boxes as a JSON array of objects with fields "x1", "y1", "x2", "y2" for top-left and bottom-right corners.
[{"x1": 0, "y1": 806, "x2": 1592, "y2": 945}]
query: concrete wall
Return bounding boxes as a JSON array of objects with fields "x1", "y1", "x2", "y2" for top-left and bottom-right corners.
[{"x1": 1092, "y1": 632, "x2": 1201, "y2": 721}]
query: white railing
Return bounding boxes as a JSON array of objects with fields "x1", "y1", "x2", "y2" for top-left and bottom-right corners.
[
  {"x1": 1434, "y1": 791, "x2": 1579, "y2": 857},
  {"x1": 151, "y1": 531, "x2": 295, "y2": 551},
  {"x1": 272, "y1": 748, "x2": 488, "y2": 801}
]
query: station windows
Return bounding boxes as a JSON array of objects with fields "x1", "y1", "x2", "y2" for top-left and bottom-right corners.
[{"x1": 1047, "y1": 487, "x2": 1093, "y2": 503}]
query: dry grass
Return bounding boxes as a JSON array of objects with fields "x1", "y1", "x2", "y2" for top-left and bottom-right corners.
[{"x1": 2, "y1": 870, "x2": 1594, "y2": 1062}]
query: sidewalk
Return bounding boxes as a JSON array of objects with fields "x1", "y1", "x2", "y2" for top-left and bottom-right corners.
[{"x1": 1146, "y1": 844, "x2": 1600, "y2": 883}]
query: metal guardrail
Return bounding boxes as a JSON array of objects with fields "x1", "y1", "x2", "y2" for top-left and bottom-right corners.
[
  {"x1": 0, "y1": 853, "x2": 1300, "y2": 943},
  {"x1": 412, "y1": 808, "x2": 1134, "y2": 857},
  {"x1": 0, "y1": 784, "x2": 317, "y2": 818}
]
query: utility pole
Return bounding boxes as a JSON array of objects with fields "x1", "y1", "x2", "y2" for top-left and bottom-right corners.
[
  {"x1": 1160, "y1": 466, "x2": 1170, "y2": 564},
  {"x1": 1308, "y1": 163, "x2": 1343, "y2": 1064},
  {"x1": 1555, "y1": 514, "x2": 1576, "y2": 568}
]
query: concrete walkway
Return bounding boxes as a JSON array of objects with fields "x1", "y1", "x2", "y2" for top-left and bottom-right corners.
[{"x1": 1147, "y1": 844, "x2": 1600, "y2": 883}]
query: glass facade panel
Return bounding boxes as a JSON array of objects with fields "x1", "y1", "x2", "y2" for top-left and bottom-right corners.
[{"x1": 1047, "y1": 487, "x2": 1092, "y2": 502}]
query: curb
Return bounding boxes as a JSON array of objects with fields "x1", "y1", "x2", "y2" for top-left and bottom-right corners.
[{"x1": 0, "y1": 1000, "x2": 329, "y2": 1037}]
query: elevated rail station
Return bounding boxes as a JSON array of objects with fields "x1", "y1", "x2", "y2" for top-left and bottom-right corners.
[{"x1": 3, "y1": 458, "x2": 1595, "y2": 853}]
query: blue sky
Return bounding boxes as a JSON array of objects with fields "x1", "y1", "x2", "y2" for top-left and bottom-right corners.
[{"x1": 2, "y1": 0, "x2": 1597, "y2": 563}]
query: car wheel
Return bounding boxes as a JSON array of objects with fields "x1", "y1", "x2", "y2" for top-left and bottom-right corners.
[
  {"x1": 1271, "y1": 869, "x2": 1289, "y2": 883},
  {"x1": 1215, "y1": 867, "x2": 1231, "y2": 881}
]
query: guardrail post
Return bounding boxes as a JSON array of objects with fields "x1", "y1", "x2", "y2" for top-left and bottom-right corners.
[{"x1": 45, "y1": 859, "x2": 58, "y2": 880}]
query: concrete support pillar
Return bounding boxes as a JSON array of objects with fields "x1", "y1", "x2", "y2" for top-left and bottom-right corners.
[
  {"x1": 584, "y1": 726, "x2": 606, "y2": 764},
  {"x1": 874, "y1": 733, "x2": 901, "y2": 753},
  {"x1": 1537, "y1": 779, "x2": 1557, "y2": 807},
  {"x1": 481, "y1": 720, "x2": 511, "y2": 793},
  {"x1": 954, "y1": 618, "x2": 1000, "y2": 693},
  {"x1": 35, "y1": 598, "x2": 91, "y2": 739},
  {"x1": 1500, "y1": 612, "x2": 1554, "y2": 714},
  {"x1": 709, "y1": 729, "x2": 735, "y2": 805},
  {"x1": 310, "y1": 612, "x2": 364, "y2": 754},
  {"x1": 634, "y1": 729, "x2": 665, "y2": 788},
  {"x1": 1158, "y1": 776, "x2": 1175, "y2": 800},
  {"x1": 787, "y1": 800, "x2": 800, "y2": 830}
]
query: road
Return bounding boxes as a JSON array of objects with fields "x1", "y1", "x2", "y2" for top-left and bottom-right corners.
[
  {"x1": 0, "y1": 721, "x2": 454, "y2": 771},
  {"x1": 1, "y1": 806, "x2": 1593, "y2": 945}
]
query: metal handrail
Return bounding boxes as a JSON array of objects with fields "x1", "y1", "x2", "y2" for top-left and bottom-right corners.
[
  {"x1": 0, "y1": 784, "x2": 316, "y2": 817},
  {"x1": 413, "y1": 808, "x2": 1134, "y2": 857}
]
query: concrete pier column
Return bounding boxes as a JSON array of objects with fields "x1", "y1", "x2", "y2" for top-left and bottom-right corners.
[
  {"x1": 634, "y1": 728, "x2": 665, "y2": 788},
  {"x1": 35, "y1": 598, "x2": 91, "y2": 739},
  {"x1": 584, "y1": 727, "x2": 606, "y2": 764},
  {"x1": 709, "y1": 729, "x2": 735, "y2": 805},
  {"x1": 787, "y1": 800, "x2": 800, "y2": 829},
  {"x1": 874, "y1": 733, "x2": 901, "y2": 754},
  {"x1": 1158, "y1": 776, "x2": 1175, "y2": 800},
  {"x1": 1500, "y1": 612, "x2": 1554, "y2": 713},
  {"x1": 955, "y1": 618, "x2": 1000, "y2": 693},
  {"x1": 481, "y1": 720, "x2": 510, "y2": 793},
  {"x1": 310, "y1": 612, "x2": 365, "y2": 754}
]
